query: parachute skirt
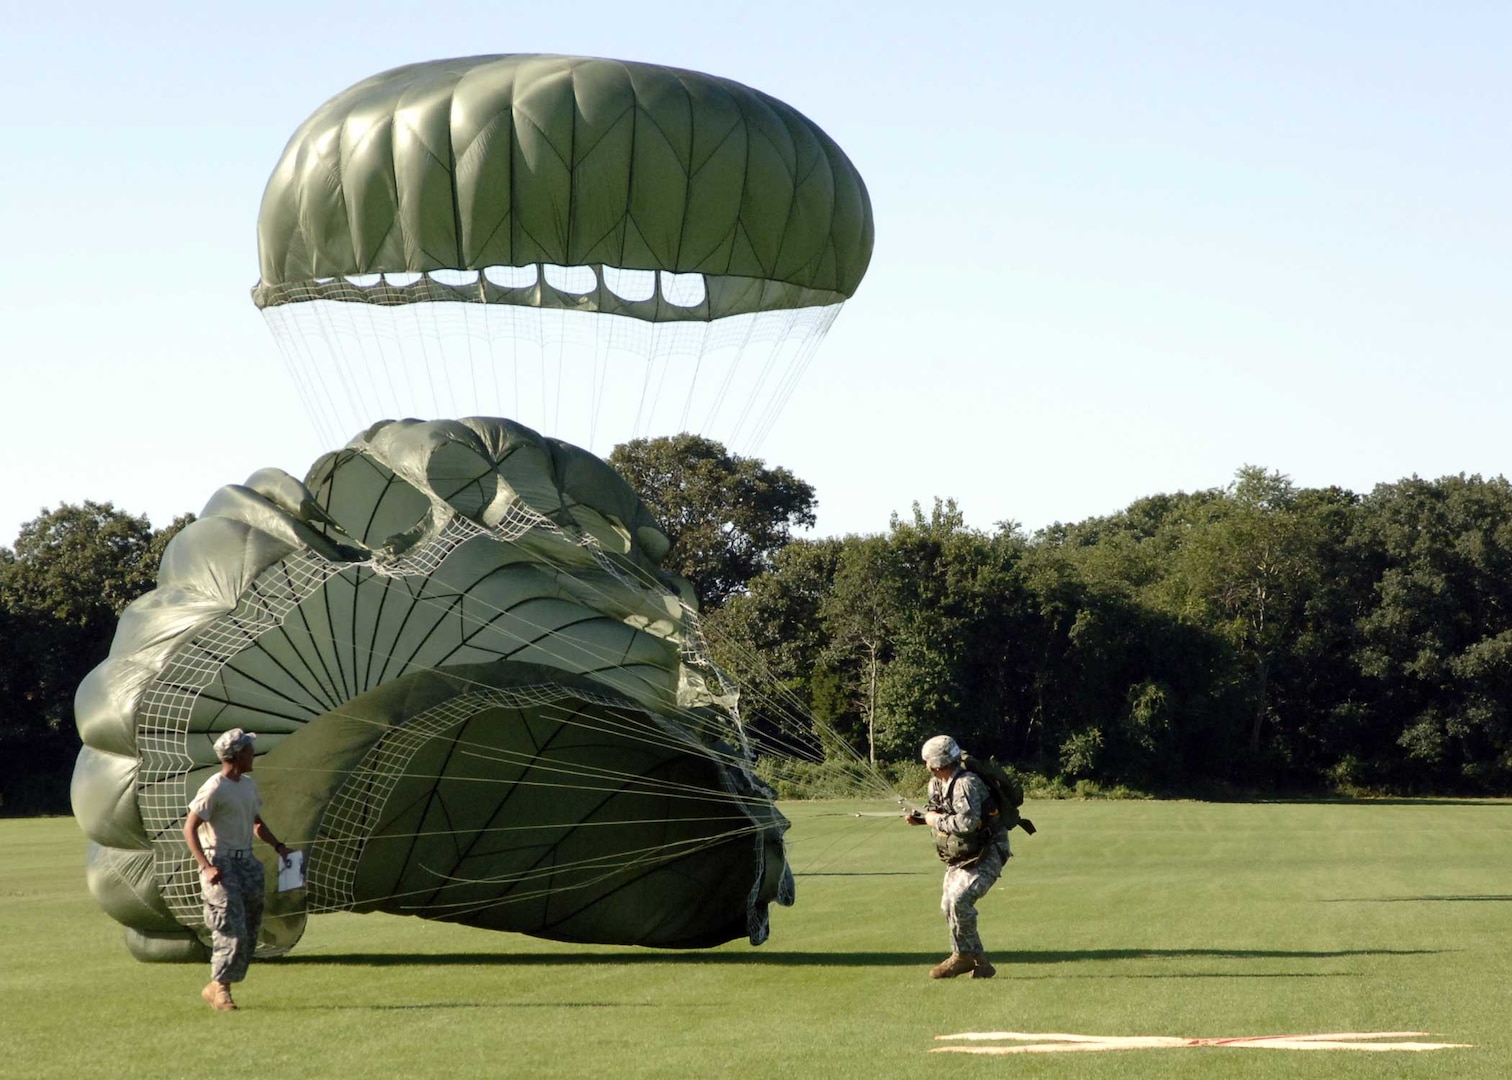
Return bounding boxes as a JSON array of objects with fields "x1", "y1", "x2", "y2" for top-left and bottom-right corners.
[{"x1": 72, "y1": 418, "x2": 793, "y2": 961}]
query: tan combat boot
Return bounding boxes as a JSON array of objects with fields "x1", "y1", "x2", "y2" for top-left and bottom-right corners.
[
  {"x1": 929, "y1": 953, "x2": 977, "y2": 979},
  {"x1": 969, "y1": 954, "x2": 996, "y2": 979},
  {"x1": 201, "y1": 981, "x2": 238, "y2": 1011}
]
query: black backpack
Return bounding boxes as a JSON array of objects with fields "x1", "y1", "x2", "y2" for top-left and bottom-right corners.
[{"x1": 960, "y1": 751, "x2": 1037, "y2": 836}]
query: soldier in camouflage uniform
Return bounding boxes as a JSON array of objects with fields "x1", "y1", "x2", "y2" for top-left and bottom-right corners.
[
  {"x1": 906, "y1": 735, "x2": 1005, "y2": 979},
  {"x1": 183, "y1": 728, "x2": 293, "y2": 1011}
]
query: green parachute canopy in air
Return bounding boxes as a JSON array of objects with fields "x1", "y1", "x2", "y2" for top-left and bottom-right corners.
[
  {"x1": 72, "y1": 419, "x2": 792, "y2": 962},
  {"x1": 253, "y1": 54, "x2": 874, "y2": 322}
]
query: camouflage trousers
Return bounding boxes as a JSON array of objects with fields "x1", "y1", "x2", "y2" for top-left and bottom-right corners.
[
  {"x1": 941, "y1": 846, "x2": 1003, "y2": 955},
  {"x1": 202, "y1": 852, "x2": 265, "y2": 985}
]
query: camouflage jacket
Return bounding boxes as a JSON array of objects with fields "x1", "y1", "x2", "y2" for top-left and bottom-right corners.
[{"x1": 926, "y1": 768, "x2": 993, "y2": 864}]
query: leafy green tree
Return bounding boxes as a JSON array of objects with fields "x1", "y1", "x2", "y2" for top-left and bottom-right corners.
[
  {"x1": 1020, "y1": 536, "x2": 1243, "y2": 789},
  {"x1": 609, "y1": 434, "x2": 816, "y2": 609},
  {"x1": 704, "y1": 538, "x2": 844, "y2": 757},
  {"x1": 0, "y1": 503, "x2": 192, "y2": 814},
  {"x1": 1350, "y1": 475, "x2": 1512, "y2": 791},
  {"x1": 820, "y1": 535, "x2": 899, "y2": 764},
  {"x1": 860, "y1": 501, "x2": 1037, "y2": 764},
  {"x1": 1161, "y1": 467, "x2": 1321, "y2": 762}
]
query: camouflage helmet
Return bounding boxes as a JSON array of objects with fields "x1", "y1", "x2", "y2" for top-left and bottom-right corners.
[{"x1": 920, "y1": 735, "x2": 961, "y2": 769}]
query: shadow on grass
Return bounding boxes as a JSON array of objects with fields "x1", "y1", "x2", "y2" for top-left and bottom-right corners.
[
  {"x1": 278, "y1": 1001, "x2": 708, "y2": 1011},
  {"x1": 1226, "y1": 797, "x2": 1508, "y2": 807},
  {"x1": 1322, "y1": 895, "x2": 1512, "y2": 903},
  {"x1": 272, "y1": 946, "x2": 1445, "y2": 968},
  {"x1": 794, "y1": 871, "x2": 931, "y2": 877}
]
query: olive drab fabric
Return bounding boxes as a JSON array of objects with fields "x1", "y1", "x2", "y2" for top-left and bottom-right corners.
[
  {"x1": 72, "y1": 418, "x2": 791, "y2": 962},
  {"x1": 959, "y1": 751, "x2": 1036, "y2": 835},
  {"x1": 253, "y1": 55, "x2": 874, "y2": 321}
]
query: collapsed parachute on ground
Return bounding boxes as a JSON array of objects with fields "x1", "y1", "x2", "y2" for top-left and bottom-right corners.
[
  {"x1": 254, "y1": 53, "x2": 874, "y2": 453},
  {"x1": 73, "y1": 419, "x2": 793, "y2": 962}
]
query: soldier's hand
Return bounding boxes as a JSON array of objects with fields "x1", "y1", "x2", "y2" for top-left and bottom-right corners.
[
  {"x1": 200, "y1": 865, "x2": 224, "y2": 887},
  {"x1": 904, "y1": 810, "x2": 926, "y2": 826}
]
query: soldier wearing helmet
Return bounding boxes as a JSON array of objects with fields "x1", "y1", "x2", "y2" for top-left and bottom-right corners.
[{"x1": 905, "y1": 735, "x2": 1005, "y2": 979}]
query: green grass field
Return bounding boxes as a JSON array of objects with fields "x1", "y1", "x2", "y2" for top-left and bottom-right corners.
[{"x1": 3, "y1": 799, "x2": 1509, "y2": 1079}]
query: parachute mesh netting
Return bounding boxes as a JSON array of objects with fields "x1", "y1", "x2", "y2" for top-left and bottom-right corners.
[{"x1": 73, "y1": 419, "x2": 819, "y2": 963}]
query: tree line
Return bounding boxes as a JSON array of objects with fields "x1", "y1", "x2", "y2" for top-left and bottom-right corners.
[
  {"x1": 4, "y1": 443, "x2": 1510, "y2": 814},
  {"x1": 705, "y1": 464, "x2": 1512, "y2": 796}
]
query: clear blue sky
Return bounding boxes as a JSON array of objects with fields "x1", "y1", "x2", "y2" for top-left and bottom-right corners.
[{"x1": 2, "y1": 2, "x2": 1507, "y2": 544}]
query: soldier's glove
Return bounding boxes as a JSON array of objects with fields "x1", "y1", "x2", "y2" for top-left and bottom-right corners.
[{"x1": 904, "y1": 810, "x2": 926, "y2": 825}]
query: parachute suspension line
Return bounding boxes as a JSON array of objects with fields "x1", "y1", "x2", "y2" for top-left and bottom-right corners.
[
  {"x1": 676, "y1": 319, "x2": 711, "y2": 435},
  {"x1": 321, "y1": 301, "x2": 368, "y2": 423},
  {"x1": 188, "y1": 643, "x2": 776, "y2": 805},
  {"x1": 290, "y1": 814, "x2": 776, "y2": 921},
  {"x1": 589, "y1": 301, "x2": 625, "y2": 451},
  {"x1": 131, "y1": 454, "x2": 889, "y2": 926},
  {"x1": 415, "y1": 302, "x2": 449, "y2": 420},
  {"x1": 401, "y1": 823, "x2": 772, "y2": 921},
  {"x1": 698, "y1": 616, "x2": 901, "y2": 798},
  {"x1": 724, "y1": 309, "x2": 793, "y2": 448},
  {"x1": 513, "y1": 302, "x2": 538, "y2": 427},
  {"x1": 340, "y1": 819, "x2": 774, "y2": 915},
  {"x1": 700, "y1": 307, "x2": 762, "y2": 435},
  {"x1": 459, "y1": 296, "x2": 482, "y2": 418},
  {"x1": 319, "y1": 508, "x2": 875, "y2": 791},
  {"x1": 725, "y1": 308, "x2": 796, "y2": 449},
  {"x1": 263, "y1": 293, "x2": 334, "y2": 433},
  {"x1": 388, "y1": 301, "x2": 423, "y2": 421},
  {"x1": 335, "y1": 296, "x2": 399, "y2": 425},
  {"x1": 396, "y1": 300, "x2": 432, "y2": 418},
  {"x1": 262, "y1": 306, "x2": 339, "y2": 451},
  {"x1": 645, "y1": 328, "x2": 679, "y2": 438},
  {"x1": 172, "y1": 496, "x2": 821, "y2": 784},
  {"x1": 588, "y1": 311, "x2": 604, "y2": 450},
  {"x1": 301, "y1": 684, "x2": 762, "y2": 912},
  {"x1": 136, "y1": 562, "x2": 877, "y2": 925},
  {"x1": 748, "y1": 305, "x2": 841, "y2": 453},
  {"x1": 386, "y1": 498, "x2": 879, "y2": 786},
  {"x1": 399, "y1": 511, "x2": 896, "y2": 800},
  {"x1": 207, "y1": 667, "x2": 773, "y2": 806},
  {"x1": 264, "y1": 284, "x2": 845, "y2": 456},
  {"x1": 782, "y1": 812, "x2": 898, "y2": 877},
  {"x1": 287, "y1": 301, "x2": 369, "y2": 447},
  {"x1": 371, "y1": 826, "x2": 770, "y2": 926},
  {"x1": 415, "y1": 823, "x2": 768, "y2": 895},
  {"x1": 475, "y1": 278, "x2": 503, "y2": 421},
  {"x1": 629, "y1": 318, "x2": 664, "y2": 443},
  {"x1": 178, "y1": 501, "x2": 757, "y2": 773},
  {"x1": 544, "y1": 306, "x2": 558, "y2": 435}
]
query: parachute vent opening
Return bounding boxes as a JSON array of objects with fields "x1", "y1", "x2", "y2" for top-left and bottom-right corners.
[
  {"x1": 429, "y1": 269, "x2": 478, "y2": 287},
  {"x1": 261, "y1": 277, "x2": 842, "y2": 453},
  {"x1": 660, "y1": 271, "x2": 707, "y2": 308},
  {"x1": 542, "y1": 264, "x2": 597, "y2": 296},
  {"x1": 484, "y1": 265, "x2": 539, "y2": 289},
  {"x1": 603, "y1": 267, "x2": 656, "y2": 303}
]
